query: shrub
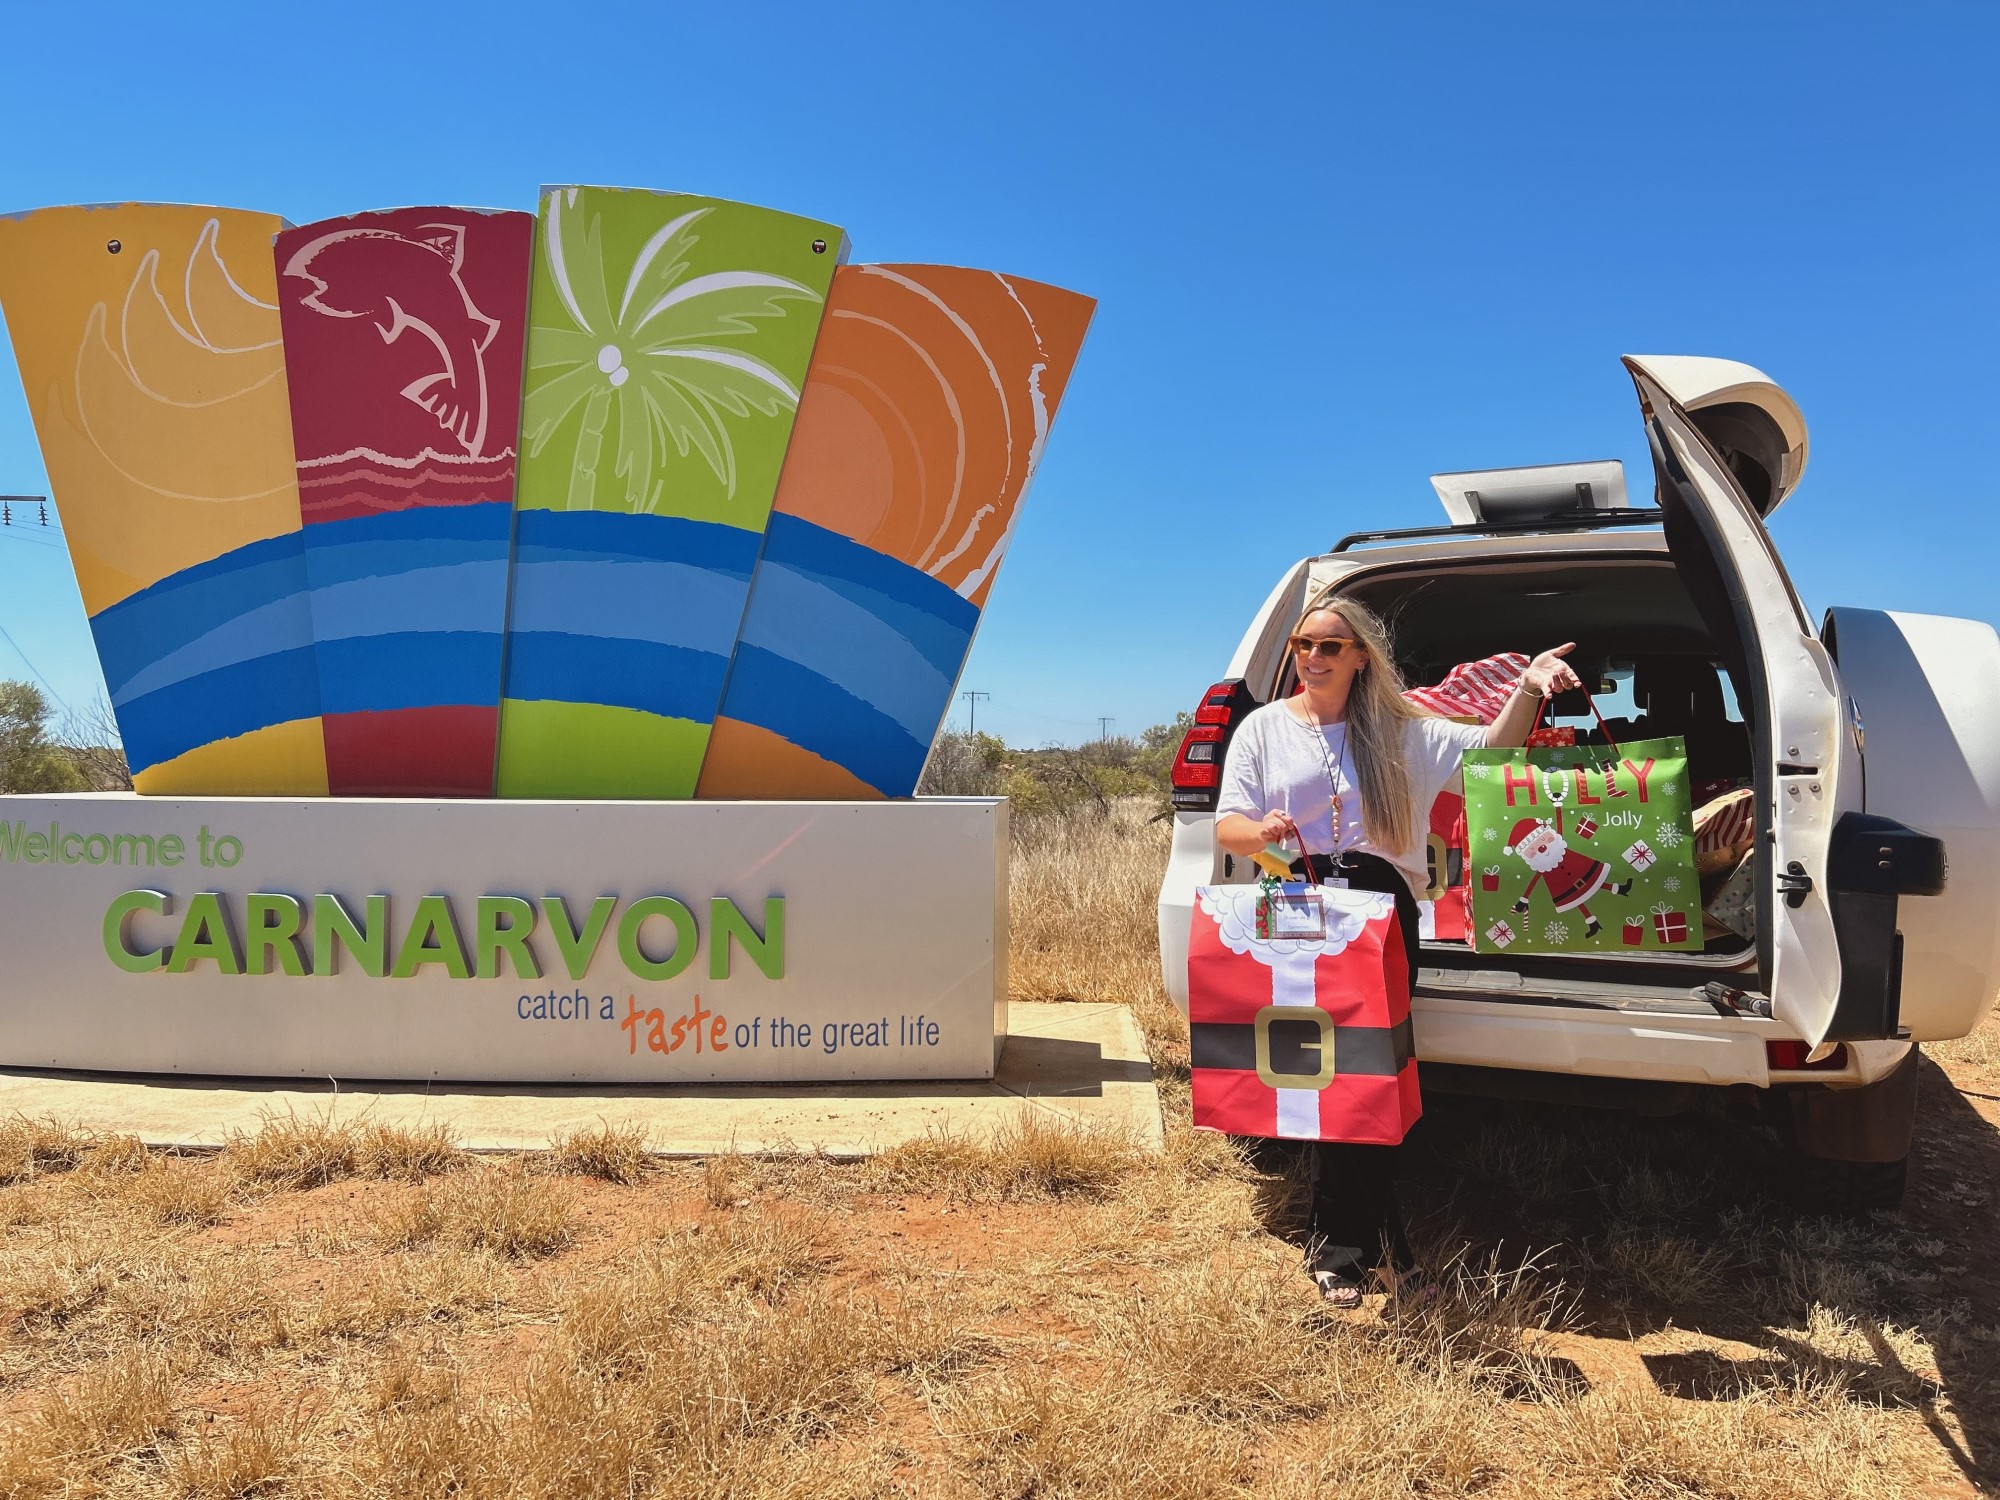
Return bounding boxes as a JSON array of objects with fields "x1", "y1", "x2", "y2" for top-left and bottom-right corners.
[{"x1": 0, "y1": 680, "x2": 85, "y2": 793}]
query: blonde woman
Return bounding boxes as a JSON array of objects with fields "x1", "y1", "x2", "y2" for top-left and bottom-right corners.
[{"x1": 1214, "y1": 594, "x2": 1579, "y2": 1305}]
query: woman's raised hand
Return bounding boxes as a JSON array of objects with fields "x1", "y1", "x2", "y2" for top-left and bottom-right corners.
[
  {"x1": 1483, "y1": 644, "x2": 1586, "y2": 748},
  {"x1": 1523, "y1": 643, "x2": 1582, "y2": 699}
]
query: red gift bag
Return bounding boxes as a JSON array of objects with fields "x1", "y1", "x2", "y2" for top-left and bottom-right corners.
[
  {"x1": 1421, "y1": 790, "x2": 1470, "y2": 943},
  {"x1": 1188, "y1": 885, "x2": 1420, "y2": 1144}
]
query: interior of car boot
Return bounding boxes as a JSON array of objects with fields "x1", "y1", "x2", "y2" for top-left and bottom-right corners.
[{"x1": 1309, "y1": 556, "x2": 1758, "y2": 960}]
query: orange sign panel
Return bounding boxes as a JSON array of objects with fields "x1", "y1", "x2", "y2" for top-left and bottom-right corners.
[{"x1": 699, "y1": 264, "x2": 1093, "y2": 798}]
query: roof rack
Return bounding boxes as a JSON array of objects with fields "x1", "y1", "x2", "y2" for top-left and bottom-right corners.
[{"x1": 1331, "y1": 506, "x2": 1665, "y2": 553}]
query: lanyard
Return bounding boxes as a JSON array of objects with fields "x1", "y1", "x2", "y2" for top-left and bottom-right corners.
[{"x1": 1296, "y1": 705, "x2": 1351, "y2": 857}]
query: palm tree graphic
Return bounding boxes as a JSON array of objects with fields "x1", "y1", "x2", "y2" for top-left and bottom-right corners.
[{"x1": 524, "y1": 190, "x2": 823, "y2": 515}]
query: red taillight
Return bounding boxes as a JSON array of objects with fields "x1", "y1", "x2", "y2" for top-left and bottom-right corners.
[
  {"x1": 1173, "y1": 725, "x2": 1225, "y2": 788},
  {"x1": 1194, "y1": 680, "x2": 1241, "y2": 724},
  {"x1": 1172, "y1": 681, "x2": 1251, "y2": 811},
  {"x1": 1766, "y1": 1040, "x2": 1850, "y2": 1072}
]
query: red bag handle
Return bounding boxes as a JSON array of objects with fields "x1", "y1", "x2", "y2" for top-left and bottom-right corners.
[
  {"x1": 1530, "y1": 679, "x2": 1621, "y2": 753},
  {"x1": 1258, "y1": 813, "x2": 1326, "y2": 888},
  {"x1": 1287, "y1": 820, "x2": 1324, "y2": 888}
]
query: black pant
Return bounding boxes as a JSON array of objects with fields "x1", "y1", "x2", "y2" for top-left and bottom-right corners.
[{"x1": 1291, "y1": 850, "x2": 1418, "y2": 1273}]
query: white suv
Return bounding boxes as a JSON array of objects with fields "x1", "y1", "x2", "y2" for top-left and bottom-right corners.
[{"x1": 1157, "y1": 356, "x2": 2000, "y2": 1209}]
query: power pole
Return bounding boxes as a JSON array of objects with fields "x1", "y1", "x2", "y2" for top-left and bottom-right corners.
[
  {"x1": 1096, "y1": 716, "x2": 1114, "y2": 743},
  {"x1": 0, "y1": 494, "x2": 49, "y2": 527},
  {"x1": 961, "y1": 690, "x2": 989, "y2": 737}
]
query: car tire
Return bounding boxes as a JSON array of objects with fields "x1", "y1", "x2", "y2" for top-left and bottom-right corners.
[
  {"x1": 1774, "y1": 1045, "x2": 1920, "y2": 1216},
  {"x1": 1791, "y1": 1153, "x2": 1909, "y2": 1216}
]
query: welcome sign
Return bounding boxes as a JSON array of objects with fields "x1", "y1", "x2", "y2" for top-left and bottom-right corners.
[
  {"x1": 0, "y1": 794, "x2": 1005, "y2": 1082},
  {"x1": 0, "y1": 192, "x2": 1093, "y2": 802},
  {"x1": 0, "y1": 183, "x2": 1072, "y2": 1085}
]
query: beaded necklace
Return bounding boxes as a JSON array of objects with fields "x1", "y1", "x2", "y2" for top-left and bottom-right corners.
[{"x1": 1294, "y1": 700, "x2": 1353, "y2": 858}]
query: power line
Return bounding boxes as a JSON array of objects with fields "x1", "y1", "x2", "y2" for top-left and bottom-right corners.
[
  {"x1": 0, "y1": 618, "x2": 70, "y2": 713},
  {"x1": 987, "y1": 698, "x2": 1098, "y2": 728},
  {"x1": 1096, "y1": 716, "x2": 1114, "y2": 742},
  {"x1": 0, "y1": 527, "x2": 66, "y2": 552},
  {"x1": 0, "y1": 489, "x2": 77, "y2": 710}
]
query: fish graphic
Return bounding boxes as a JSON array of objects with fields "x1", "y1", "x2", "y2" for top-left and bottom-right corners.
[{"x1": 282, "y1": 223, "x2": 502, "y2": 456}]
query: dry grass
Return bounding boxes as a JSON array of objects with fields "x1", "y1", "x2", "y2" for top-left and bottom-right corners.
[
  {"x1": 223, "y1": 1112, "x2": 466, "y2": 1194},
  {"x1": 1929, "y1": 1005, "x2": 2000, "y2": 1074},
  {"x1": 162, "y1": 1401, "x2": 317, "y2": 1498},
  {"x1": 0, "y1": 1346, "x2": 178, "y2": 1492},
  {"x1": 223, "y1": 1108, "x2": 360, "y2": 1190},
  {"x1": 703, "y1": 1145, "x2": 747, "y2": 1207},
  {"x1": 0, "y1": 804, "x2": 1992, "y2": 1497},
  {"x1": 1010, "y1": 799, "x2": 1186, "y2": 1067},
  {"x1": 0, "y1": 1113, "x2": 93, "y2": 1183},
  {"x1": 547, "y1": 1117, "x2": 652, "y2": 1182},
  {"x1": 85, "y1": 1130, "x2": 153, "y2": 1175},
  {"x1": 375, "y1": 1162, "x2": 577, "y2": 1258},
  {"x1": 355, "y1": 1119, "x2": 464, "y2": 1180},
  {"x1": 867, "y1": 1109, "x2": 1147, "y2": 1202},
  {"x1": 116, "y1": 1154, "x2": 235, "y2": 1226}
]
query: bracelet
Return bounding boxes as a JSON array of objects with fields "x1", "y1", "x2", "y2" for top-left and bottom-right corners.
[{"x1": 1522, "y1": 682, "x2": 1544, "y2": 700}]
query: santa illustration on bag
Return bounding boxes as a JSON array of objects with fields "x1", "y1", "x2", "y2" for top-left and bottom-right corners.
[{"x1": 1503, "y1": 813, "x2": 1634, "y2": 937}]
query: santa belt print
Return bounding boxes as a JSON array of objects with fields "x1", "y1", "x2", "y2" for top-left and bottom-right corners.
[{"x1": 1190, "y1": 1013, "x2": 1415, "y2": 1091}]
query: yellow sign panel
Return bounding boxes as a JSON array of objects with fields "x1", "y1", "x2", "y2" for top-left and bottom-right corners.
[{"x1": 0, "y1": 204, "x2": 326, "y2": 793}]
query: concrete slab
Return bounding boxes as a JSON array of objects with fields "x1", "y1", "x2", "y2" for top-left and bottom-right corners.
[{"x1": 0, "y1": 1002, "x2": 1161, "y2": 1158}]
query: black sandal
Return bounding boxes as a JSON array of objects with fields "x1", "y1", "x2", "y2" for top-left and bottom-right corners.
[
  {"x1": 1311, "y1": 1267, "x2": 1365, "y2": 1308},
  {"x1": 1304, "y1": 1245, "x2": 1368, "y2": 1308}
]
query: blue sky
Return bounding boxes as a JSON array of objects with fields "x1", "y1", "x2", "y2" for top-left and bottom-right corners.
[{"x1": 0, "y1": 1, "x2": 1992, "y2": 749}]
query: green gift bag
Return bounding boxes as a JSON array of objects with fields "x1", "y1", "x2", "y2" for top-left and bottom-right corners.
[{"x1": 1462, "y1": 701, "x2": 1702, "y2": 955}]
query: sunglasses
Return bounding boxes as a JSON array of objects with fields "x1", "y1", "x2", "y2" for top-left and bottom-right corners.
[{"x1": 1290, "y1": 635, "x2": 1360, "y2": 661}]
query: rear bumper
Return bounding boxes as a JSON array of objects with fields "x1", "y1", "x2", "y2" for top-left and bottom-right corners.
[
  {"x1": 1161, "y1": 881, "x2": 1913, "y2": 1091},
  {"x1": 1413, "y1": 994, "x2": 1781, "y2": 1085}
]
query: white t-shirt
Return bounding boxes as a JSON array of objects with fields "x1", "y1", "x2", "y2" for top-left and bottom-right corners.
[{"x1": 1215, "y1": 701, "x2": 1489, "y2": 895}]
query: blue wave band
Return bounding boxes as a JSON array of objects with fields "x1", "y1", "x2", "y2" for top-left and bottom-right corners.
[
  {"x1": 716, "y1": 515, "x2": 976, "y2": 793},
  {"x1": 755, "y1": 514, "x2": 978, "y2": 678},
  {"x1": 305, "y1": 505, "x2": 513, "y2": 721},
  {"x1": 501, "y1": 510, "x2": 760, "y2": 725},
  {"x1": 90, "y1": 506, "x2": 527, "y2": 769},
  {"x1": 112, "y1": 647, "x2": 322, "y2": 775},
  {"x1": 502, "y1": 634, "x2": 730, "y2": 722},
  {"x1": 721, "y1": 644, "x2": 932, "y2": 796},
  {"x1": 91, "y1": 533, "x2": 317, "y2": 701},
  {"x1": 302, "y1": 503, "x2": 515, "y2": 589},
  {"x1": 735, "y1": 562, "x2": 955, "y2": 741},
  {"x1": 316, "y1": 631, "x2": 509, "y2": 717},
  {"x1": 512, "y1": 508, "x2": 760, "y2": 577}
]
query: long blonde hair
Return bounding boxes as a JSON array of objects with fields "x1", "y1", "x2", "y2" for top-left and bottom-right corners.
[{"x1": 1292, "y1": 591, "x2": 1425, "y2": 853}]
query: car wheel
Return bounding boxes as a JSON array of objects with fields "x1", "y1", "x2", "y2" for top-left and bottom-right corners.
[
  {"x1": 1774, "y1": 1046, "x2": 1921, "y2": 1216},
  {"x1": 1792, "y1": 1152, "x2": 1909, "y2": 1216}
]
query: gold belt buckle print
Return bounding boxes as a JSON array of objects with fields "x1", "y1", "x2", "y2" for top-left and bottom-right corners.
[{"x1": 1253, "y1": 1005, "x2": 1338, "y2": 1090}]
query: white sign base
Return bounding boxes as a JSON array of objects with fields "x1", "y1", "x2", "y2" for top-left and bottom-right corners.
[{"x1": 0, "y1": 794, "x2": 1007, "y2": 1084}]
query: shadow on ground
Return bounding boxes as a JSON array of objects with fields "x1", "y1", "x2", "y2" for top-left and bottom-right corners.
[{"x1": 1250, "y1": 1053, "x2": 2000, "y2": 1491}]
